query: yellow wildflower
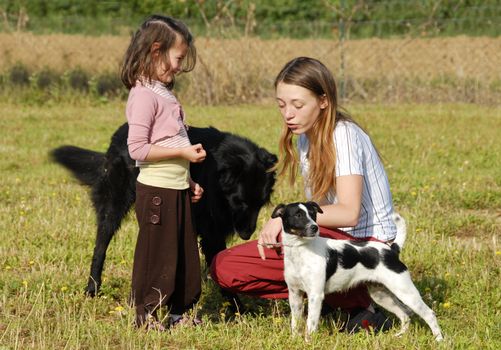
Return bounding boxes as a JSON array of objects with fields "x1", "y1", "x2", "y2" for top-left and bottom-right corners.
[
  {"x1": 273, "y1": 317, "x2": 284, "y2": 325},
  {"x1": 114, "y1": 306, "x2": 124, "y2": 312}
]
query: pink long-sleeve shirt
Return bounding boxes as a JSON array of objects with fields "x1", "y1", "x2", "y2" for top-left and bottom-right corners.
[{"x1": 126, "y1": 84, "x2": 185, "y2": 161}]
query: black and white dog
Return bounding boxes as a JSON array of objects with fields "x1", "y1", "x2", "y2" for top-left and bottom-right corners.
[{"x1": 271, "y1": 202, "x2": 443, "y2": 341}]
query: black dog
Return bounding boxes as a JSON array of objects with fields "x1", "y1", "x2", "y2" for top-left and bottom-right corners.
[{"x1": 51, "y1": 123, "x2": 277, "y2": 300}]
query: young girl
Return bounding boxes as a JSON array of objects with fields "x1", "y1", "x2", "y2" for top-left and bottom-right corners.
[
  {"x1": 211, "y1": 57, "x2": 397, "y2": 332},
  {"x1": 122, "y1": 15, "x2": 206, "y2": 330}
]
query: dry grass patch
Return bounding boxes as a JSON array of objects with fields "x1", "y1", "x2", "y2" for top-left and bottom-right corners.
[{"x1": 1, "y1": 33, "x2": 500, "y2": 103}]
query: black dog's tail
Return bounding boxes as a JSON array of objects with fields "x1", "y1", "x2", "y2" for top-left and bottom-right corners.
[{"x1": 51, "y1": 146, "x2": 105, "y2": 186}]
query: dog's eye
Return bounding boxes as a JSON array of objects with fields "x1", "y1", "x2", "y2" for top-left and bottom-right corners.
[{"x1": 294, "y1": 212, "x2": 302, "y2": 218}]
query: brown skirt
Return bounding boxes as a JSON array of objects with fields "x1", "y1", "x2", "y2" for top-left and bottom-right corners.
[{"x1": 131, "y1": 181, "x2": 201, "y2": 325}]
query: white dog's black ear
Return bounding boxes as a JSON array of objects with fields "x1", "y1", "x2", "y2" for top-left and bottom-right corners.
[
  {"x1": 271, "y1": 204, "x2": 286, "y2": 218},
  {"x1": 307, "y1": 201, "x2": 323, "y2": 214}
]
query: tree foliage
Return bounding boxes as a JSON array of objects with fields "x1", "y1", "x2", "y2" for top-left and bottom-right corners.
[{"x1": 0, "y1": 0, "x2": 500, "y2": 37}]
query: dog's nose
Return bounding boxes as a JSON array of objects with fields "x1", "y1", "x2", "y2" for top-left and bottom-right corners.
[{"x1": 311, "y1": 225, "x2": 318, "y2": 233}]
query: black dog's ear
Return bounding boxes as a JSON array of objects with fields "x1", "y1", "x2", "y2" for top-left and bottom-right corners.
[
  {"x1": 306, "y1": 201, "x2": 323, "y2": 214},
  {"x1": 271, "y1": 204, "x2": 286, "y2": 218},
  {"x1": 257, "y1": 148, "x2": 278, "y2": 170}
]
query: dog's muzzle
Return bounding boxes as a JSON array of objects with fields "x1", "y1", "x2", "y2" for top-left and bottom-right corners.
[{"x1": 303, "y1": 224, "x2": 318, "y2": 237}]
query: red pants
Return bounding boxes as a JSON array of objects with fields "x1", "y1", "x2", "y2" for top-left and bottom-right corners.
[{"x1": 210, "y1": 226, "x2": 383, "y2": 311}]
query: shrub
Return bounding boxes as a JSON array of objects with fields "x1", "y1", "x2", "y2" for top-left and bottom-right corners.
[
  {"x1": 9, "y1": 64, "x2": 30, "y2": 86},
  {"x1": 36, "y1": 68, "x2": 61, "y2": 90},
  {"x1": 95, "y1": 72, "x2": 124, "y2": 97},
  {"x1": 68, "y1": 68, "x2": 89, "y2": 92}
]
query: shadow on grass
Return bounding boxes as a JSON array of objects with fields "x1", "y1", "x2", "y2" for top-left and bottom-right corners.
[
  {"x1": 199, "y1": 269, "x2": 448, "y2": 335},
  {"x1": 98, "y1": 277, "x2": 130, "y2": 301},
  {"x1": 199, "y1": 270, "x2": 290, "y2": 323}
]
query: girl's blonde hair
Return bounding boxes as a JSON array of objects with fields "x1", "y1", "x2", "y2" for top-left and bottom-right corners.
[
  {"x1": 121, "y1": 15, "x2": 196, "y2": 90},
  {"x1": 274, "y1": 57, "x2": 359, "y2": 202}
]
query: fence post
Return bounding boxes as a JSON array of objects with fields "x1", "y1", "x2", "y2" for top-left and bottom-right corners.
[{"x1": 339, "y1": 0, "x2": 346, "y2": 101}]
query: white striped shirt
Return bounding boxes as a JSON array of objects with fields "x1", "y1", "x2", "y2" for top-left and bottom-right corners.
[{"x1": 298, "y1": 120, "x2": 397, "y2": 241}]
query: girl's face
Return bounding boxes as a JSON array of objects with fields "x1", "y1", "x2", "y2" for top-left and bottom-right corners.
[
  {"x1": 275, "y1": 82, "x2": 328, "y2": 135},
  {"x1": 154, "y1": 35, "x2": 189, "y2": 84}
]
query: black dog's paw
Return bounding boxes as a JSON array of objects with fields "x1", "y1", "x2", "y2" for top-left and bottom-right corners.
[
  {"x1": 84, "y1": 279, "x2": 100, "y2": 297},
  {"x1": 221, "y1": 290, "x2": 246, "y2": 314}
]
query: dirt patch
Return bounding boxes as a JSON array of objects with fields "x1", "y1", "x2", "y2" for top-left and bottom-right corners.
[{"x1": 453, "y1": 209, "x2": 500, "y2": 250}]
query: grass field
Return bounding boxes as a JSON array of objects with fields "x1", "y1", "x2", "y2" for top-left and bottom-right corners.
[{"x1": 0, "y1": 98, "x2": 500, "y2": 349}]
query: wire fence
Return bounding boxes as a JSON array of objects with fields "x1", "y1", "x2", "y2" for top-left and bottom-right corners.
[
  {"x1": 3, "y1": 1, "x2": 501, "y2": 38},
  {"x1": 182, "y1": 34, "x2": 501, "y2": 105},
  {"x1": 1, "y1": 4, "x2": 500, "y2": 105}
]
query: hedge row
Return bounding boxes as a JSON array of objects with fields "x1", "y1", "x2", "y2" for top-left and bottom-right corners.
[{"x1": 2, "y1": 63, "x2": 125, "y2": 98}]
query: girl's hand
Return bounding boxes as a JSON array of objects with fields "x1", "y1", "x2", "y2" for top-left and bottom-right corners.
[
  {"x1": 257, "y1": 217, "x2": 283, "y2": 260},
  {"x1": 182, "y1": 144, "x2": 206, "y2": 163},
  {"x1": 190, "y1": 180, "x2": 204, "y2": 203}
]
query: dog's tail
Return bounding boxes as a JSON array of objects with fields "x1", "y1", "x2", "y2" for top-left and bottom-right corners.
[
  {"x1": 50, "y1": 146, "x2": 105, "y2": 187},
  {"x1": 390, "y1": 213, "x2": 407, "y2": 254}
]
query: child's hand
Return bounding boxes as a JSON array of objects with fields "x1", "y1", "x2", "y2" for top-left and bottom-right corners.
[
  {"x1": 190, "y1": 180, "x2": 204, "y2": 203},
  {"x1": 182, "y1": 144, "x2": 206, "y2": 163}
]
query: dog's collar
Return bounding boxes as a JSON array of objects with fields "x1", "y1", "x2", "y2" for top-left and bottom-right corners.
[{"x1": 257, "y1": 242, "x2": 294, "y2": 248}]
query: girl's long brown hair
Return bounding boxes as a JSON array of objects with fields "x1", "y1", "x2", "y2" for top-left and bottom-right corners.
[
  {"x1": 274, "y1": 57, "x2": 358, "y2": 202},
  {"x1": 121, "y1": 14, "x2": 196, "y2": 90}
]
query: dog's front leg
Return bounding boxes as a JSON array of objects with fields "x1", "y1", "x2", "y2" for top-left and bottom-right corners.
[
  {"x1": 305, "y1": 292, "x2": 324, "y2": 340},
  {"x1": 288, "y1": 288, "x2": 304, "y2": 336}
]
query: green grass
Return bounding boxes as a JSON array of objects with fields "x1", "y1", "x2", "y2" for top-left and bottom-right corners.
[{"x1": 0, "y1": 99, "x2": 500, "y2": 349}]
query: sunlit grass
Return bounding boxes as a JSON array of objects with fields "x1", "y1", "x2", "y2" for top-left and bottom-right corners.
[{"x1": 0, "y1": 100, "x2": 500, "y2": 349}]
